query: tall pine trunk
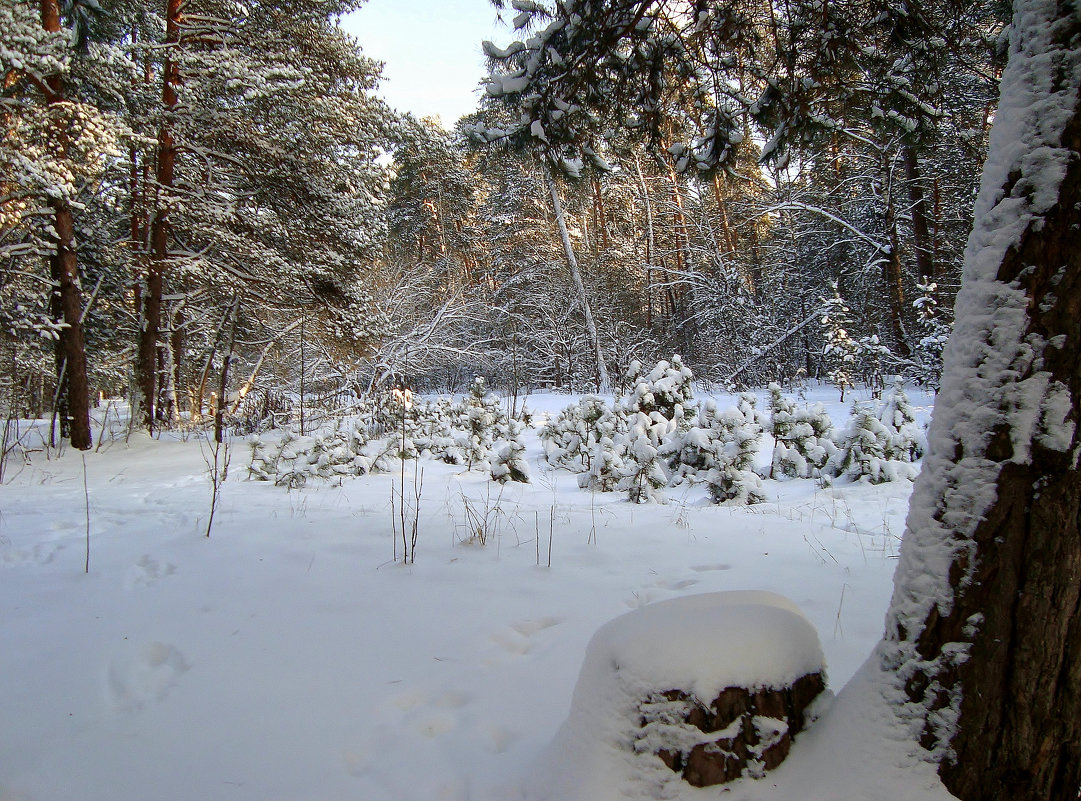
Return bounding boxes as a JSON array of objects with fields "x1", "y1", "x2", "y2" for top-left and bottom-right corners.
[
  {"x1": 139, "y1": 0, "x2": 181, "y2": 432},
  {"x1": 904, "y1": 146, "x2": 935, "y2": 283},
  {"x1": 881, "y1": 3, "x2": 1081, "y2": 799},
  {"x1": 40, "y1": 0, "x2": 91, "y2": 451}
]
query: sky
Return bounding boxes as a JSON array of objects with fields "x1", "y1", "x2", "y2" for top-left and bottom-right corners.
[{"x1": 341, "y1": 0, "x2": 510, "y2": 127}]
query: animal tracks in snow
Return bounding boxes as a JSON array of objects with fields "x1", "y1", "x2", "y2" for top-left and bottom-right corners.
[
  {"x1": 490, "y1": 615, "x2": 565, "y2": 657},
  {"x1": 510, "y1": 616, "x2": 563, "y2": 638},
  {"x1": 107, "y1": 641, "x2": 189, "y2": 713},
  {"x1": 689, "y1": 562, "x2": 733, "y2": 573},
  {"x1": 123, "y1": 555, "x2": 176, "y2": 589},
  {"x1": 625, "y1": 567, "x2": 730, "y2": 608},
  {"x1": 0, "y1": 538, "x2": 64, "y2": 568},
  {"x1": 655, "y1": 577, "x2": 700, "y2": 590}
]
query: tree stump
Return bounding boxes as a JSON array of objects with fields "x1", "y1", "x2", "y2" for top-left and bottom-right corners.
[
  {"x1": 542, "y1": 590, "x2": 828, "y2": 795},
  {"x1": 639, "y1": 671, "x2": 826, "y2": 786}
]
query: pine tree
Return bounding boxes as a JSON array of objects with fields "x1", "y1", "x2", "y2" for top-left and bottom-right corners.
[
  {"x1": 621, "y1": 411, "x2": 669, "y2": 504},
  {"x1": 881, "y1": 6, "x2": 1081, "y2": 796}
]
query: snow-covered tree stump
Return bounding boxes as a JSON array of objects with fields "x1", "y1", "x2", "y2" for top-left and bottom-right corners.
[
  {"x1": 642, "y1": 672, "x2": 826, "y2": 786},
  {"x1": 534, "y1": 592, "x2": 826, "y2": 798}
]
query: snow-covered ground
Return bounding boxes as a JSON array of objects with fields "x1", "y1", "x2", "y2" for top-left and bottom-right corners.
[{"x1": 0, "y1": 386, "x2": 951, "y2": 801}]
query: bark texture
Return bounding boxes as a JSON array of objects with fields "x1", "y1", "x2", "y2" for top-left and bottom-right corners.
[
  {"x1": 641, "y1": 673, "x2": 825, "y2": 787},
  {"x1": 917, "y1": 93, "x2": 1081, "y2": 801},
  {"x1": 139, "y1": 0, "x2": 182, "y2": 431},
  {"x1": 49, "y1": 200, "x2": 92, "y2": 450},
  {"x1": 40, "y1": 0, "x2": 91, "y2": 450},
  {"x1": 886, "y1": 6, "x2": 1081, "y2": 799}
]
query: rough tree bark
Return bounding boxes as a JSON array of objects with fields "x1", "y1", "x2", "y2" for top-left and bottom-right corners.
[
  {"x1": 40, "y1": 0, "x2": 92, "y2": 451},
  {"x1": 139, "y1": 0, "x2": 182, "y2": 432},
  {"x1": 881, "y1": 3, "x2": 1081, "y2": 800}
]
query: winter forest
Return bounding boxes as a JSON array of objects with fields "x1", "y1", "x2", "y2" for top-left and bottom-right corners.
[{"x1": 2, "y1": 0, "x2": 1080, "y2": 800}]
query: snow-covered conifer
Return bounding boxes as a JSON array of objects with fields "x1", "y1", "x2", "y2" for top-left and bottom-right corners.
[
  {"x1": 769, "y1": 385, "x2": 837, "y2": 479},
  {"x1": 621, "y1": 412, "x2": 669, "y2": 504},
  {"x1": 491, "y1": 418, "x2": 530, "y2": 484},
  {"x1": 820, "y1": 285, "x2": 860, "y2": 401},
  {"x1": 703, "y1": 397, "x2": 765, "y2": 504},
  {"x1": 540, "y1": 395, "x2": 624, "y2": 472},
  {"x1": 910, "y1": 281, "x2": 952, "y2": 390},
  {"x1": 877, "y1": 379, "x2": 924, "y2": 462},
  {"x1": 457, "y1": 377, "x2": 504, "y2": 469},
  {"x1": 624, "y1": 355, "x2": 695, "y2": 422},
  {"x1": 830, "y1": 401, "x2": 917, "y2": 484}
]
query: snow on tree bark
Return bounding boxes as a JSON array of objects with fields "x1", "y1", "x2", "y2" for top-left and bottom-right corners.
[{"x1": 880, "y1": 2, "x2": 1081, "y2": 799}]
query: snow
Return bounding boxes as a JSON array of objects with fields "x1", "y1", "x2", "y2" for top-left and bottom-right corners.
[
  {"x1": 567, "y1": 590, "x2": 824, "y2": 708},
  {"x1": 878, "y1": 0, "x2": 1081, "y2": 762},
  {"x1": 0, "y1": 386, "x2": 951, "y2": 801}
]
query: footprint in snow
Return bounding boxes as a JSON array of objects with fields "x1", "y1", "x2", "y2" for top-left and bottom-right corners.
[
  {"x1": 624, "y1": 587, "x2": 663, "y2": 608},
  {"x1": 510, "y1": 616, "x2": 564, "y2": 637},
  {"x1": 107, "y1": 642, "x2": 189, "y2": 713},
  {"x1": 0, "y1": 540, "x2": 63, "y2": 568},
  {"x1": 391, "y1": 690, "x2": 426, "y2": 711},
  {"x1": 124, "y1": 555, "x2": 176, "y2": 589},
  {"x1": 485, "y1": 724, "x2": 519, "y2": 754},
  {"x1": 490, "y1": 632, "x2": 531, "y2": 656},
  {"x1": 690, "y1": 563, "x2": 733, "y2": 573},
  {"x1": 491, "y1": 616, "x2": 565, "y2": 656},
  {"x1": 416, "y1": 714, "x2": 456, "y2": 738},
  {"x1": 432, "y1": 690, "x2": 470, "y2": 709},
  {"x1": 656, "y1": 577, "x2": 700, "y2": 591}
]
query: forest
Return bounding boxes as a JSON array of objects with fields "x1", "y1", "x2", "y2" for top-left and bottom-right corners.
[
  {"x1": 3, "y1": 2, "x2": 1080, "y2": 801},
  {"x1": 2, "y1": 0, "x2": 1006, "y2": 447}
]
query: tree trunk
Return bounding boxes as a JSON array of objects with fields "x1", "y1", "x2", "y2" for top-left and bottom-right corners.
[
  {"x1": 881, "y1": 4, "x2": 1081, "y2": 800},
  {"x1": 40, "y1": 0, "x2": 92, "y2": 451},
  {"x1": 214, "y1": 298, "x2": 241, "y2": 444},
  {"x1": 544, "y1": 163, "x2": 610, "y2": 391},
  {"x1": 50, "y1": 201, "x2": 93, "y2": 450},
  {"x1": 631, "y1": 154, "x2": 657, "y2": 328},
  {"x1": 904, "y1": 146, "x2": 935, "y2": 283},
  {"x1": 881, "y1": 162, "x2": 912, "y2": 358},
  {"x1": 633, "y1": 155, "x2": 656, "y2": 330},
  {"x1": 139, "y1": 0, "x2": 181, "y2": 431}
]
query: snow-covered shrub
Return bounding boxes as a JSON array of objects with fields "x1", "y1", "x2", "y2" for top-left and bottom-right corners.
[
  {"x1": 910, "y1": 281, "x2": 951, "y2": 391},
  {"x1": 623, "y1": 355, "x2": 695, "y2": 422},
  {"x1": 768, "y1": 384, "x2": 836, "y2": 479},
  {"x1": 820, "y1": 286, "x2": 859, "y2": 401},
  {"x1": 664, "y1": 399, "x2": 723, "y2": 486},
  {"x1": 457, "y1": 377, "x2": 506, "y2": 469},
  {"x1": 829, "y1": 401, "x2": 917, "y2": 484},
  {"x1": 621, "y1": 412, "x2": 670, "y2": 504},
  {"x1": 877, "y1": 379, "x2": 924, "y2": 462},
  {"x1": 767, "y1": 383, "x2": 798, "y2": 479},
  {"x1": 491, "y1": 418, "x2": 530, "y2": 484},
  {"x1": 703, "y1": 395, "x2": 765, "y2": 504},
  {"x1": 247, "y1": 423, "x2": 379, "y2": 487},
  {"x1": 388, "y1": 406, "x2": 421, "y2": 460},
  {"x1": 413, "y1": 398, "x2": 463, "y2": 464},
  {"x1": 540, "y1": 395, "x2": 624, "y2": 472},
  {"x1": 578, "y1": 432, "x2": 626, "y2": 492},
  {"x1": 853, "y1": 334, "x2": 893, "y2": 399}
]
